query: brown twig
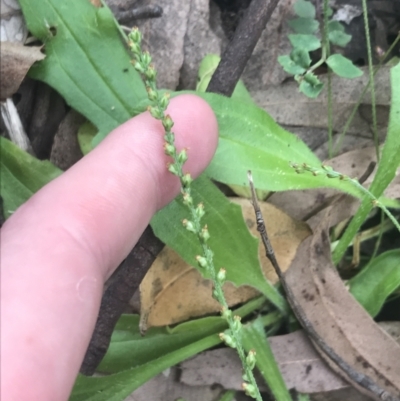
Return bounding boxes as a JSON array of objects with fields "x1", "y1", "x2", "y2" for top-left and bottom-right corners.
[
  {"x1": 206, "y1": 0, "x2": 280, "y2": 96},
  {"x1": 80, "y1": 225, "x2": 163, "y2": 375}
]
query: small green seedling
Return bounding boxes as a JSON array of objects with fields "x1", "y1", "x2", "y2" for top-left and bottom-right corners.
[{"x1": 278, "y1": 0, "x2": 363, "y2": 98}]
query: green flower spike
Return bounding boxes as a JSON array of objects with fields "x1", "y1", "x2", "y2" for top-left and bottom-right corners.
[{"x1": 129, "y1": 27, "x2": 264, "y2": 401}]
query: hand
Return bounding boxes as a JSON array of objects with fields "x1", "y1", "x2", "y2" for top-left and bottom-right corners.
[{"x1": 1, "y1": 95, "x2": 218, "y2": 401}]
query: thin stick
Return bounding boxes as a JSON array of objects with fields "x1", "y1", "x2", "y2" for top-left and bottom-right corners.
[{"x1": 207, "y1": 0, "x2": 280, "y2": 96}]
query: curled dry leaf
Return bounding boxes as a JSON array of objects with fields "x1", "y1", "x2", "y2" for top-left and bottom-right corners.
[
  {"x1": 0, "y1": 41, "x2": 45, "y2": 100},
  {"x1": 284, "y1": 209, "x2": 400, "y2": 400},
  {"x1": 139, "y1": 246, "x2": 259, "y2": 328},
  {"x1": 139, "y1": 199, "x2": 310, "y2": 328}
]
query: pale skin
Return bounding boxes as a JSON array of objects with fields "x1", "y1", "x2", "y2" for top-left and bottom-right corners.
[{"x1": 1, "y1": 95, "x2": 218, "y2": 401}]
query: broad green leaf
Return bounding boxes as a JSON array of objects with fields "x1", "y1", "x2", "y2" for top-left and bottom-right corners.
[
  {"x1": 242, "y1": 318, "x2": 292, "y2": 401},
  {"x1": 70, "y1": 299, "x2": 275, "y2": 401},
  {"x1": 151, "y1": 175, "x2": 286, "y2": 312},
  {"x1": 70, "y1": 334, "x2": 221, "y2": 401},
  {"x1": 333, "y1": 63, "x2": 400, "y2": 263},
  {"x1": 99, "y1": 297, "x2": 266, "y2": 373},
  {"x1": 349, "y1": 250, "x2": 400, "y2": 317},
  {"x1": 298, "y1": 71, "x2": 324, "y2": 98},
  {"x1": 278, "y1": 54, "x2": 306, "y2": 75},
  {"x1": 326, "y1": 54, "x2": 363, "y2": 78},
  {"x1": 183, "y1": 92, "x2": 366, "y2": 198},
  {"x1": 196, "y1": 54, "x2": 254, "y2": 104},
  {"x1": 0, "y1": 138, "x2": 62, "y2": 218},
  {"x1": 288, "y1": 34, "x2": 321, "y2": 52},
  {"x1": 197, "y1": 55, "x2": 268, "y2": 199},
  {"x1": 293, "y1": 0, "x2": 315, "y2": 19},
  {"x1": 19, "y1": 0, "x2": 148, "y2": 145},
  {"x1": 288, "y1": 18, "x2": 319, "y2": 34}
]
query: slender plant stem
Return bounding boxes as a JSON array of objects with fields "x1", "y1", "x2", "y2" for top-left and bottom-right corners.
[
  {"x1": 332, "y1": 33, "x2": 400, "y2": 156},
  {"x1": 322, "y1": 0, "x2": 333, "y2": 158},
  {"x1": 290, "y1": 162, "x2": 400, "y2": 233},
  {"x1": 370, "y1": 210, "x2": 385, "y2": 261},
  {"x1": 361, "y1": 0, "x2": 379, "y2": 161}
]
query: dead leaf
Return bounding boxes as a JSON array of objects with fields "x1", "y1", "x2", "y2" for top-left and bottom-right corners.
[
  {"x1": 139, "y1": 199, "x2": 310, "y2": 328},
  {"x1": 0, "y1": 0, "x2": 28, "y2": 43},
  {"x1": 181, "y1": 322, "x2": 400, "y2": 400},
  {"x1": 0, "y1": 41, "x2": 45, "y2": 100},
  {"x1": 284, "y1": 210, "x2": 400, "y2": 400},
  {"x1": 139, "y1": 246, "x2": 259, "y2": 328},
  {"x1": 126, "y1": 370, "x2": 223, "y2": 401}
]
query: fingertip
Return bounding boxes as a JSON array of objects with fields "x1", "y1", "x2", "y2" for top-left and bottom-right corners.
[
  {"x1": 135, "y1": 93, "x2": 219, "y2": 209},
  {"x1": 166, "y1": 94, "x2": 219, "y2": 179}
]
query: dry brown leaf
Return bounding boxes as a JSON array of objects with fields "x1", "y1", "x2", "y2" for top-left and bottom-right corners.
[
  {"x1": 284, "y1": 210, "x2": 400, "y2": 400},
  {"x1": 139, "y1": 199, "x2": 310, "y2": 328},
  {"x1": 139, "y1": 246, "x2": 259, "y2": 328},
  {"x1": 181, "y1": 323, "x2": 400, "y2": 400},
  {"x1": 0, "y1": 41, "x2": 45, "y2": 100}
]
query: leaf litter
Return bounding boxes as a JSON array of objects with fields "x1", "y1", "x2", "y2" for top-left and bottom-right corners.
[
  {"x1": 180, "y1": 322, "x2": 400, "y2": 398},
  {"x1": 283, "y1": 207, "x2": 400, "y2": 400},
  {"x1": 0, "y1": 41, "x2": 45, "y2": 100}
]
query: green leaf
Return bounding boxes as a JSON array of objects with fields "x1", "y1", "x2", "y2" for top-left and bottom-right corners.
[
  {"x1": 196, "y1": 54, "x2": 254, "y2": 104},
  {"x1": 290, "y1": 48, "x2": 312, "y2": 69},
  {"x1": 184, "y1": 92, "x2": 367, "y2": 198},
  {"x1": 0, "y1": 138, "x2": 62, "y2": 218},
  {"x1": 100, "y1": 315, "x2": 216, "y2": 373},
  {"x1": 298, "y1": 71, "x2": 324, "y2": 98},
  {"x1": 151, "y1": 175, "x2": 286, "y2": 312},
  {"x1": 288, "y1": 18, "x2": 319, "y2": 34},
  {"x1": 329, "y1": 30, "x2": 352, "y2": 47},
  {"x1": 326, "y1": 54, "x2": 363, "y2": 78},
  {"x1": 278, "y1": 55, "x2": 306, "y2": 75},
  {"x1": 99, "y1": 297, "x2": 266, "y2": 373},
  {"x1": 288, "y1": 34, "x2": 321, "y2": 52},
  {"x1": 349, "y1": 250, "x2": 400, "y2": 317},
  {"x1": 333, "y1": 63, "x2": 400, "y2": 263},
  {"x1": 278, "y1": 48, "x2": 312, "y2": 76},
  {"x1": 327, "y1": 20, "x2": 352, "y2": 48},
  {"x1": 18, "y1": 0, "x2": 148, "y2": 146},
  {"x1": 70, "y1": 299, "x2": 272, "y2": 401},
  {"x1": 293, "y1": 0, "x2": 316, "y2": 19},
  {"x1": 70, "y1": 334, "x2": 221, "y2": 401},
  {"x1": 242, "y1": 318, "x2": 292, "y2": 401}
]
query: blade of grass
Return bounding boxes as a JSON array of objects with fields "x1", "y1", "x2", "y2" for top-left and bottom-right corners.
[
  {"x1": 242, "y1": 318, "x2": 292, "y2": 401},
  {"x1": 332, "y1": 63, "x2": 400, "y2": 264}
]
